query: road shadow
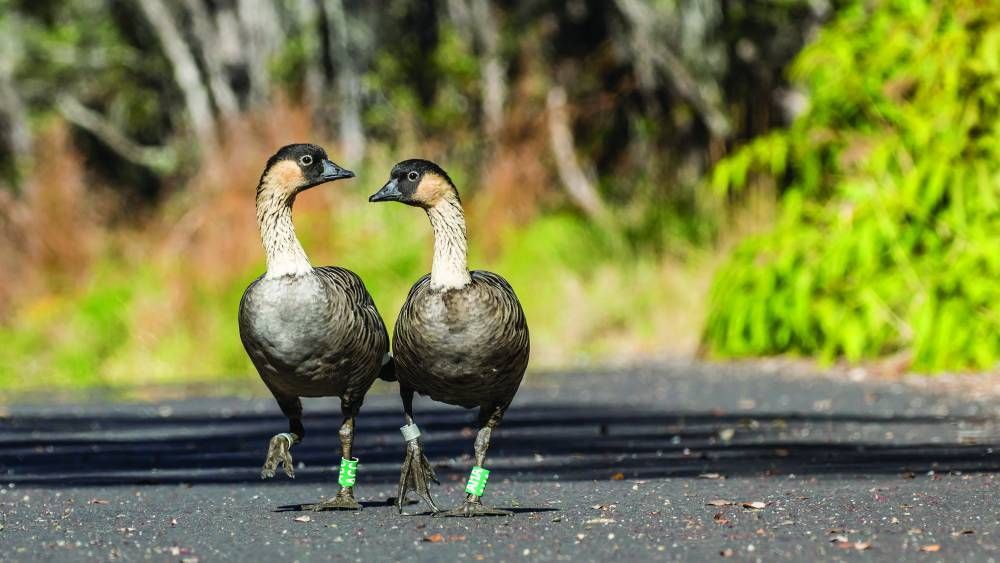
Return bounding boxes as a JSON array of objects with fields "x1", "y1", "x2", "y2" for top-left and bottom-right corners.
[{"x1": 1, "y1": 401, "x2": 997, "y2": 487}]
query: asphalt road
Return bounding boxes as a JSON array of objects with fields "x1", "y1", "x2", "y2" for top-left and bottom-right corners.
[{"x1": 1, "y1": 361, "x2": 998, "y2": 562}]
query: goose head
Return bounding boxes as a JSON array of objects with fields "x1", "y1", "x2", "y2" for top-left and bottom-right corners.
[
  {"x1": 369, "y1": 159, "x2": 458, "y2": 208},
  {"x1": 257, "y1": 144, "x2": 354, "y2": 202}
]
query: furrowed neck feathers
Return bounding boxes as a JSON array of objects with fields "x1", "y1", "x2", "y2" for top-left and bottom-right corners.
[
  {"x1": 426, "y1": 195, "x2": 471, "y2": 290},
  {"x1": 256, "y1": 182, "x2": 312, "y2": 279}
]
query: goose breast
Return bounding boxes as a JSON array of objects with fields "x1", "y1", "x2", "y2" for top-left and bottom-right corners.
[{"x1": 394, "y1": 271, "x2": 529, "y2": 408}]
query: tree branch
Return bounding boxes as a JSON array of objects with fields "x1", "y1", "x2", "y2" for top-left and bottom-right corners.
[{"x1": 56, "y1": 96, "x2": 176, "y2": 173}]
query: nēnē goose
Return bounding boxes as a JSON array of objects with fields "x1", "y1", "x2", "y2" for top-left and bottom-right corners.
[
  {"x1": 239, "y1": 144, "x2": 390, "y2": 511},
  {"x1": 370, "y1": 159, "x2": 530, "y2": 517}
]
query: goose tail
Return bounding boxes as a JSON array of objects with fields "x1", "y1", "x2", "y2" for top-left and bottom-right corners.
[{"x1": 378, "y1": 354, "x2": 397, "y2": 382}]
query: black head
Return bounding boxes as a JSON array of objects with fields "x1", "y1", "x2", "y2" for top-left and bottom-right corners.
[
  {"x1": 258, "y1": 143, "x2": 354, "y2": 195},
  {"x1": 368, "y1": 159, "x2": 457, "y2": 208}
]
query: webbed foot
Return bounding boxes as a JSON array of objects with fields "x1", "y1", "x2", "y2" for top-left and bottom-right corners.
[
  {"x1": 397, "y1": 441, "x2": 441, "y2": 515},
  {"x1": 304, "y1": 488, "x2": 362, "y2": 511},
  {"x1": 434, "y1": 497, "x2": 512, "y2": 518},
  {"x1": 261, "y1": 433, "x2": 295, "y2": 479}
]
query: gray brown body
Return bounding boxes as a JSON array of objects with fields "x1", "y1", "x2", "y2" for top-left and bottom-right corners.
[
  {"x1": 393, "y1": 270, "x2": 529, "y2": 411},
  {"x1": 239, "y1": 267, "x2": 389, "y2": 411},
  {"x1": 370, "y1": 158, "x2": 530, "y2": 516}
]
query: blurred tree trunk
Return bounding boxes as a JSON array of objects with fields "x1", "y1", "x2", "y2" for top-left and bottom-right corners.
[
  {"x1": 182, "y1": 0, "x2": 240, "y2": 117},
  {"x1": 236, "y1": 0, "x2": 285, "y2": 107},
  {"x1": 137, "y1": 0, "x2": 217, "y2": 146},
  {"x1": 448, "y1": 0, "x2": 506, "y2": 139},
  {"x1": 546, "y1": 85, "x2": 610, "y2": 223},
  {"x1": 324, "y1": 0, "x2": 366, "y2": 162},
  {"x1": 293, "y1": 0, "x2": 327, "y2": 108},
  {"x1": 0, "y1": 16, "x2": 31, "y2": 165},
  {"x1": 614, "y1": 0, "x2": 731, "y2": 138}
]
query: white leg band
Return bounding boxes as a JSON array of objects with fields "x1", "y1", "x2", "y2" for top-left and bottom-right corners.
[
  {"x1": 400, "y1": 423, "x2": 421, "y2": 442},
  {"x1": 278, "y1": 432, "x2": 295, "y2": 446}
]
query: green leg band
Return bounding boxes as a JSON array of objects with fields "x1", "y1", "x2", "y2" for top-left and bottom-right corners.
[
  {"x1": 464, "y1": 466, "x2": 490, "y2": 496},
  {"x1": 338, "y1": 457, "x2": 358, "y2": 488}
]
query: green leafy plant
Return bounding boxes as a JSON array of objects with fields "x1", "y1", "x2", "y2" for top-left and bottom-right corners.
[{"x1": 704, "y1": 0, "x2": 1000, "y2": 371}]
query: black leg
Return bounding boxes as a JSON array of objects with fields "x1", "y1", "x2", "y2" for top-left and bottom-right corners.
[
  {"x1": 261, "y1": 395, "x2": 303, "y2": 479},
  {"x1": 305, "y1": 401, "x2": 363, "y2": 511},
  {"x1": 436, "y1": 404, "x2": 512, "y2": 517},
  {"x1": 397, "y1": 385, "x2": 441, "y2": 515}
]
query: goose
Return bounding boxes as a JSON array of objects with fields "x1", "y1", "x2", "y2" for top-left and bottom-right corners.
[
  {"x1": 369, "y1": 159, "x2": 530, "y2": 517},
  {"x1": 239, "y1": 143, "x2": 390, "y2": 511}
]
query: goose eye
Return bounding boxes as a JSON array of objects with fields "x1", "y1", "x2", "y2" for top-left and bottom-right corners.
[
  {"x1": 407, "y1": 171, "x2": 419, "y2": 182},
  {"x1": 299, "y1": 155, "x2": 314, "y2": 166}
]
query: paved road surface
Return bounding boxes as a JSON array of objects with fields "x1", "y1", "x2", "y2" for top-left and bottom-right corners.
[{"x1": 1, "y1": 362, "x2": 998, "y2": 561}]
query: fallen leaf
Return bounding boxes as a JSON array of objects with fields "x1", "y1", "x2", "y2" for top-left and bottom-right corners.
[
  {"x1": 713, "y1": 513, "x2": 730, "y2": 525},
  {"x1": 830, "y1": 536, "x2": 849, "y2": 544},
  {"x1": 919, "y1": 544, "x2": 941, "y2": 553},
  {"x1": 854, "y1": 541, "x2": 872, "y2": 551},
  {"x1": 293, "y1": 516, "x2": 312, "y2": 523},
  {"x1": 706, "y1": 499, "x2": 735, "y2": 507},
  {"x1": 774, "y1": 448, "x2": 790, "y2": 457},
  {"x1": 89, "y1": 499, "x2": 110, "y2": 505},
  {"x1": 699, "y1": 473, "x2": 725, "y2": 480},
  {"x1": 951, "y1": 530, "x2": 975, "y2": 537},
  {"x1": 718, "y1": 428, "x2": 736, "y2": 441},
  {"x1": 720, "y1": 548, "x2": 734, "y2": 557},
  {"x1": 610, "y1": 472, "x2": 625, "y2": 481},
  {"x1": 742, "y1": 502, "x2": 767, "y2": 510},
  {"x1": 448, "y1": 535, "x2": 467, "y2": 542},
  {"x1": 423, "y1": 533, "x2": 445, "y2": 543}
]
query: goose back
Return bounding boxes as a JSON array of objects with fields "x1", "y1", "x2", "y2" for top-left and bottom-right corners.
[
  {"x1": 393, "y1": 270, "x2": 529, "y2": 409},
  {"x1": 239, "y1": 266, "x2": 389, "y2": 404}
]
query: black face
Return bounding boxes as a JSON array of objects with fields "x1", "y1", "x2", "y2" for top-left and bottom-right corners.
[
  {"x1": 368, "y1": 159, "x2": 454, "y2": 204},
  {"x1": 263, "y1": 143, "x2": 354, "y2": 190}
]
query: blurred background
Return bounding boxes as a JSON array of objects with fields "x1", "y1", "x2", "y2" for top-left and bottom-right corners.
[{"x1": 0, "y1": 0, "x2": 996, "y2": 396}]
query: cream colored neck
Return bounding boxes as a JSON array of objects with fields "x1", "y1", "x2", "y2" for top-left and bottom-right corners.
[
  {"x1": 426, "y1": 196, "x2": 471, "y2": 290},
  {"x1": 256, "y1": 189, "x2": 312, "y2": 278}
]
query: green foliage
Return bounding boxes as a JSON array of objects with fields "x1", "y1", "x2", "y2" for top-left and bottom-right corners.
[{"x1": 704, "y1": 0, "x2": 1000, "y2": 371}]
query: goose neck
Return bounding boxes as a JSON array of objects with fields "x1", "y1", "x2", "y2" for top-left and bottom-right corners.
[
  {"x1": 426, "y1": 197, "x2": 471, "y2": 290},
  {"x1": 256, "y1": 191, "x2": 312, "y2": 278}
]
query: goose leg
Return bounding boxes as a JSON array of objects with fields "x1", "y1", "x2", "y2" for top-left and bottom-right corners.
[
  {"x1": 305, "y1": 403, "x2": 363, "y2": 511},
  {"x1": 261, "y1": 395, "x2": 303, "y2": 479},
  {"x1": 397, "y1": 386, "x2": 441, "y2": 515},
  {"x1": 436, "y1": 405, "x2": 512, "y2": 518}
]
